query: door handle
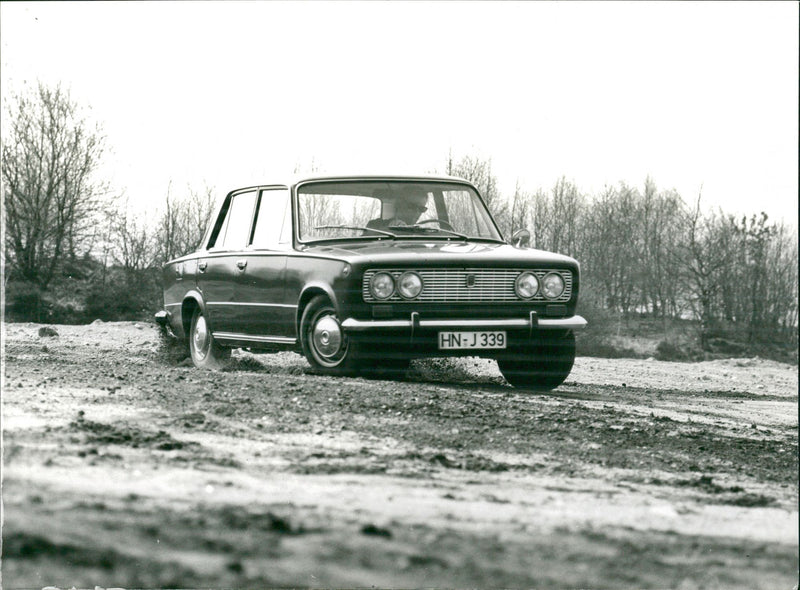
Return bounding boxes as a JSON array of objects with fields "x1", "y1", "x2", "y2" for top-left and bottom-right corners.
[
  {"x1": 237, "y1": 259, "x2": 248, "y2": 270},
  {"x1": 198, "y1": 261, "x2": 207, "y2": 272}
]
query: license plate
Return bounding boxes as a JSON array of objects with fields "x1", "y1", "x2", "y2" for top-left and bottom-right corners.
[{"x1": 438, "y1": 331, "x2": 507, "y2": 350}]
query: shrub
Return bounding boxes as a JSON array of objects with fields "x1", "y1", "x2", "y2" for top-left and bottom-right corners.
[
  {"x1": 576, "y1": 337, "x2": 645, "y2": 359},
  {"x1": 82, "y1": 267, "x2": 162, "y2": 322},
  {"x1": 5, "y1": 287, "x2": 48, "y2": 322},
  {"x1": 654, "y1": 338, "x2": 703, "y2": 362}
]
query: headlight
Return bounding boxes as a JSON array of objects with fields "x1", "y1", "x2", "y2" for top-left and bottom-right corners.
[
  {"x1": 515, "y1": 271, "x2": 539, "y2": 299},
  {"x1": 397, "y1": 271, "x2": 423, "y2": 299},
  {"x1": 542, "y1": 272, "x2": 565, "y2": 299},
  {"x1": 370, "y1": 272, "x2": 395, "y2": 300}
]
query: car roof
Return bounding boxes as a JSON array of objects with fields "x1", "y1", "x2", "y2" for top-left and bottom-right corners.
[
  {"x1": 291, "y1": 173, "x2": 472, "y2": 185},
  {"x1": 229, "y1": 174, "x2": 477, "y2": 193}
]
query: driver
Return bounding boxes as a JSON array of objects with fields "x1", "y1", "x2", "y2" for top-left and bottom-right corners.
[{"x1": 367, "y1": 191, "x2": 428, "y2": 229}]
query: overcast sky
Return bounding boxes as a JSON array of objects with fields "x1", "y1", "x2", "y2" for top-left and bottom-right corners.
[{"x1": 1, "y1": 1, "x2": 798, "y2": 225}]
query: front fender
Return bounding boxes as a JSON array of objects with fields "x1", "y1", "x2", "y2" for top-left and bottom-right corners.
[{"x1": 296, "y1": 282, "x2": 341, "y2": 334}]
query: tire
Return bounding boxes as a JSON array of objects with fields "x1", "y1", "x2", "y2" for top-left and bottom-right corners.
[
  {"x1": 188, "y1": 306, "x2": 231, "y2": 370},
  {"x1": 498, "y1": 331, "x2": 576, "y2": 391},
  {"x1": 300, "y1": 295, "x2": 360, "y2": 376}
]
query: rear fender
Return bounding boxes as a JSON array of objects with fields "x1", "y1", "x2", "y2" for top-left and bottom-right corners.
[{"x1": 180, "y1": 290, "x2": 208, "y2": 340}]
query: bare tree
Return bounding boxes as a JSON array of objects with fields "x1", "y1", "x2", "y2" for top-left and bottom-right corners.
[
  {"x1": 2, "y1": 82, "x2": 106, "y2": 289},
  {"x1": 446, "y1": 152, "x2": 509, "y2": 235},
  {"x1": 765, "y1": 223, "x2": 799, "y2": 346},
  {"x1": 525, "y1": 178, "x2": 584, "y2": 258},
  {"x1": 529, "y1": 188, "x2": 551, "y2": 250},
  {"x1": 579, "y1": 184, "x2": 638, "y2": 318},
  {"x1": 676, "y1": 194, "x2": 737, "y2": 348},
  {"x1": 636, "y1": 179, "x2": 684, "y2": 322},
  {"x1": 509, "y1": 180, "x2": 531, "y2": 235},
  {"x1": 549, "y1": 177, "x2": 583, "y2": 256},
  {"x1": 718, "y1": 213, "x2": 799, "y2": 345},
  {"x1": 155, "y1": 182, "x2": 217, "y2": 263},
  {"x1": 108, "y1": 198, "x2": 156, "y2": 277}
]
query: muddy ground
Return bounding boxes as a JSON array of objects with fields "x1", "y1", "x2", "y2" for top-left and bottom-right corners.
[{"x1": 1, "y1": 321, "x2": 797, "y2": 589}]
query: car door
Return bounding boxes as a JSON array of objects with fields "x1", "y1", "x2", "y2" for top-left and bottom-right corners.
[
  {"x1": 235, "y1": 187, "x2": 294, "y2": 340},
  {"x1": 196, "y1": 189, "x2": 257, "y2": 335}
]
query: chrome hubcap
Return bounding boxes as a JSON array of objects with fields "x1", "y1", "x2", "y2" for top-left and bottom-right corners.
[
  {"x1": 313, "y1": 315, "x2": 342, "y2": 359},
  {"x1": 193, "y1": 315, "x2": 209, "y2": 358}
]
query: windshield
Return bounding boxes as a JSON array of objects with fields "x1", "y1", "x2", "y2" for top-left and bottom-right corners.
[{"x1": 297, "y1": 180, "x2": 503, "y2": 243}]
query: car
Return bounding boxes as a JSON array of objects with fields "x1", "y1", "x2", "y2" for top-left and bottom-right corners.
[{"x1": 155, "y1": 175, "x2": 587, "y2": 389}]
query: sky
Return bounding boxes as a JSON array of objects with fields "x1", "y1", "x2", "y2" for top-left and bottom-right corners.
[{"x1": 1, "y1": 1, "x2": 798, "y2": 225}]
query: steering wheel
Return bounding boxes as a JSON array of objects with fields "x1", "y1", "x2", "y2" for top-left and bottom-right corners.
[{"x1": 415, "y1": 218, "x2": 456, "y2": 231}]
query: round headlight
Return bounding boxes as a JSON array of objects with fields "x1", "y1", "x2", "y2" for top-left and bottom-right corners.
[
  {"x1": 542, "y1": 272, "x2": 565, "y2": 299},
  {"x1": 397, "y1": 271, "x2": 423, "y2": 299},
  {"x1": 515, "y1": 271, "x2": 539, "y2": 299},
  {"x1": 370, "y1": 272, "x2": 395, "y2": 300}
]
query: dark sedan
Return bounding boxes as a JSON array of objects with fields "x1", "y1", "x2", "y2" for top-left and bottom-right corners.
[{"x1": 156, "y1": 175, "x2": 587, "y2": 389}]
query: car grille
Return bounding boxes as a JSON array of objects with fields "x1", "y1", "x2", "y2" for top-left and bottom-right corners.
[{"x1": 362, "y1": 268, "x2": 573, "y2": 303}]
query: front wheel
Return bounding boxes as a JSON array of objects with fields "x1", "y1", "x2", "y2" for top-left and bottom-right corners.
[
  {"x1": 498, "y1": 331, "x2": 576, "y2": 391},
  {"x1": 300, "y1": 295, "x2": 360, "y2": 376},
  {"x1": 188, "y1": 307, "x2": 231, "y2": 370}
]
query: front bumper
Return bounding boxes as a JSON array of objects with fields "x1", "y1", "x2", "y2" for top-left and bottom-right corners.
[{"x1": 341, "y1": 312, "x2": 587, "y2": 334}]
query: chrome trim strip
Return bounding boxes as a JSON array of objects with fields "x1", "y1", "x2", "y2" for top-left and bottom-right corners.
[
  {"x1": 539, "y1": 316, "x2": 587, "y2": 329},
  {"x1": 422, "y1": 318, "x2": 529, "y2": 328},
  {"x1": 341, "y1": 319, "x2": 412, "y2": 330},
  {"x1": 341, "y1": 315, "x2": 587, "y2": 332},
  {"x1": 206, "y1": 302, "x2": 297, "y2": 308},
  {"x1": 213, "y1": 332, "x2": 297, "y2": 344},
  {"x1": 165, "y1": 302, "x2": 182, "y2": 308}
]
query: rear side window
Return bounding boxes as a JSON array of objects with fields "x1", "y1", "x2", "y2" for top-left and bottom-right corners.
[{"x1": 213, "y1": 190, "x2": 257, "y2": 250}]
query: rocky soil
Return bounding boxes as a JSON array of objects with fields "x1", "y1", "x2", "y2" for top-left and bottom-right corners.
[{"x1": 2, "y1": 321, "x2": 798, "y2": 589}]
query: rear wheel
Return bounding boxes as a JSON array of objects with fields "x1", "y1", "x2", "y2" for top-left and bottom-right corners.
[
  {"x1": 300, "y1": 295, "x2": 360, "y2": 375},
  {"x1": 498, "y1": 331, "x2": 576, "y2": 390},
  {"x1": 188, "y1": 307, "x2": 231, "y2": 370}
]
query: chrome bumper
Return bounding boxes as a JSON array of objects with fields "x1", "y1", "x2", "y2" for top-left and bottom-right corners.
[
  {"x1": 341, "y1": 312, "x2": 587, "y2": 332},
  {"x1": 154, "y1": 310, "x2": 171, "y2": 326}
]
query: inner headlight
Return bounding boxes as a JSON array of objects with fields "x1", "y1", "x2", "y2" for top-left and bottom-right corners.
[
  {"x1": 542, "y1": 272, "x2": 565, "y2": 299},
  {"x1": 370, "y1": 272, "x2": 395, "y2": 300},
  {"x1": 397, "y1": 271, "x2": 423, "y2": 299},
  {"x1": 515, "y1": 271, "x2": 539, "y2": 299}
]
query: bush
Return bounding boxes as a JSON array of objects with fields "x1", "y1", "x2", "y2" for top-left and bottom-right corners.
[
  {"x1": 654, "y1": 338, "x2": 703, "y2": 362},
  {"x1": 78, "y1": 266, "x2": 161, "y2": 322},
  {"x1": 577, "y1": 339, "x2": 645, "y2": 359},
  {"x1": 4, "y1": 265, "x2": 162, "y2": 325},
  {"x1": 85, "y1": 281, "x2": 149, "y2": 321},
  {"x1": 5, "y1": 286, "x2": 49, "y2": 322}
]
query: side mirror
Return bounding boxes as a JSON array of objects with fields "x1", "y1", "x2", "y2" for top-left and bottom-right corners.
[{"x1": 511, "y1": 228, "x2": 531, "y2": 248}]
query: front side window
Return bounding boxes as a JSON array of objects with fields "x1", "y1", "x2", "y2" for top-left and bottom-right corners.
[
  {"x1": 251, "y1": 188, "x2": 291, "y2": 249},
  {"x1": 296, "y1": 181, "x2": 502, "y2": 243}
]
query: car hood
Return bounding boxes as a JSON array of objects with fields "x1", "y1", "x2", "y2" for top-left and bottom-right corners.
[{"x1": 301, "y1": 240, "x2": 578, "y2": 268}]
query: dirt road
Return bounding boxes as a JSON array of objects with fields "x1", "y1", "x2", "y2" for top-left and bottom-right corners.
[{"x1": 2, "y1": 321, "x2": 797, "y2": 588}]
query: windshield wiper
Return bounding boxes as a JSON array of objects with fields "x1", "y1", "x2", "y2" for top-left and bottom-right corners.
[
  {"x1": 314, "y1": 225, "x2": 397, "y2": 238},
  {"x1": 389, "y1": 225, "x2": 470, "y2": 240}
]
